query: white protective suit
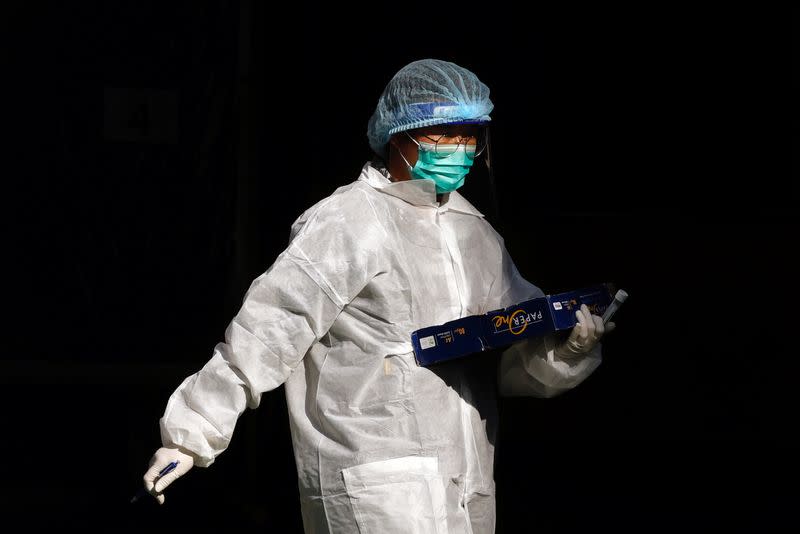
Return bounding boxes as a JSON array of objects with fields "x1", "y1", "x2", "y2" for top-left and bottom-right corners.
[{"x1": 160, "y1": 161, "x2": 602, "y2": 533}]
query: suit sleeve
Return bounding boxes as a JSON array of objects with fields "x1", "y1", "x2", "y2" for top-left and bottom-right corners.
[
  {"x1": 486, "y1": 232, "x2": 602, "y2": 399},
  {"x1": 160, "y1": 191, "x2": 383, "y2": 466}
]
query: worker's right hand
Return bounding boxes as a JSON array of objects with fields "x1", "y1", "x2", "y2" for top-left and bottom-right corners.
[{"x1": 143, "y1": 447, "x2": 195, "y2": 504}]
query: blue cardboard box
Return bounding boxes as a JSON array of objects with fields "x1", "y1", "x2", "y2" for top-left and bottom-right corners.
[{"x1": 411, "y1": 284, "x2": 614, "y2": 366}]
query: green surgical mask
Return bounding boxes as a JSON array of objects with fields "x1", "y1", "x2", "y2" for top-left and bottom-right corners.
[{"x1": 400, "y1": 141, "x2": 475, "y2": 194}]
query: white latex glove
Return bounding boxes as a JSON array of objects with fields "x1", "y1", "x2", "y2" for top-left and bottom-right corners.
[
  {"x1": 142, "y1": 447, "x2": 195, "y2": 504},
  {"x1": 554, "y1": 303, "x2": 616, "y2": 359}
]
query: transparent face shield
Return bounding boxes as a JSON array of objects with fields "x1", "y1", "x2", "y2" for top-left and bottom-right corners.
[{"x1": 397, "y1": 127, "x2": 499, "y2": 223}]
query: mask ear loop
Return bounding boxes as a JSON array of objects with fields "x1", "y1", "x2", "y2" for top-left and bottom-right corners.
[{"x1": 395, "y1": 132, "x2": 420, "y2": 173}]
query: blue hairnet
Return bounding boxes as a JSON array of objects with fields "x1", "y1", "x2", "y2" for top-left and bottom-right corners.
[{"x1": 367, "y1": 59, "x2": 493, "y2": 158}]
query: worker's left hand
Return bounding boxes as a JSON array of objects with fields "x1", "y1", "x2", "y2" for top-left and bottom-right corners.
[{"x1": 554, "y1": 304, "x2": 615, "y2": 358}]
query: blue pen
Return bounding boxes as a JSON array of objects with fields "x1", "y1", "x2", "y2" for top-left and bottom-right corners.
[{"x1": 130, "y1": 460, "x2": 180, "y2": 503}]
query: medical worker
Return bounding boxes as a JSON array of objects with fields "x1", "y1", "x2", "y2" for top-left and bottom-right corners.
[{"x1": 141, "y1": 59, "x2": 613, "y2": 533}]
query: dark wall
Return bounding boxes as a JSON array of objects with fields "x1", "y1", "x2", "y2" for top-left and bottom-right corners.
[{"x1": 5, "y1": 2, "x2": 795, "y2": 531}]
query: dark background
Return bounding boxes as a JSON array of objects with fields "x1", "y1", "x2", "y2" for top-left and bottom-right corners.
[{"x1": 4, "y1": 2, "x2": 796, "y2": 532}]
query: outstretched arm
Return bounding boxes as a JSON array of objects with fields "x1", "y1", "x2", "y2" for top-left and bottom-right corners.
[{"x1": 142, "y1": 190, "x2": 383, "y2": 502}]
